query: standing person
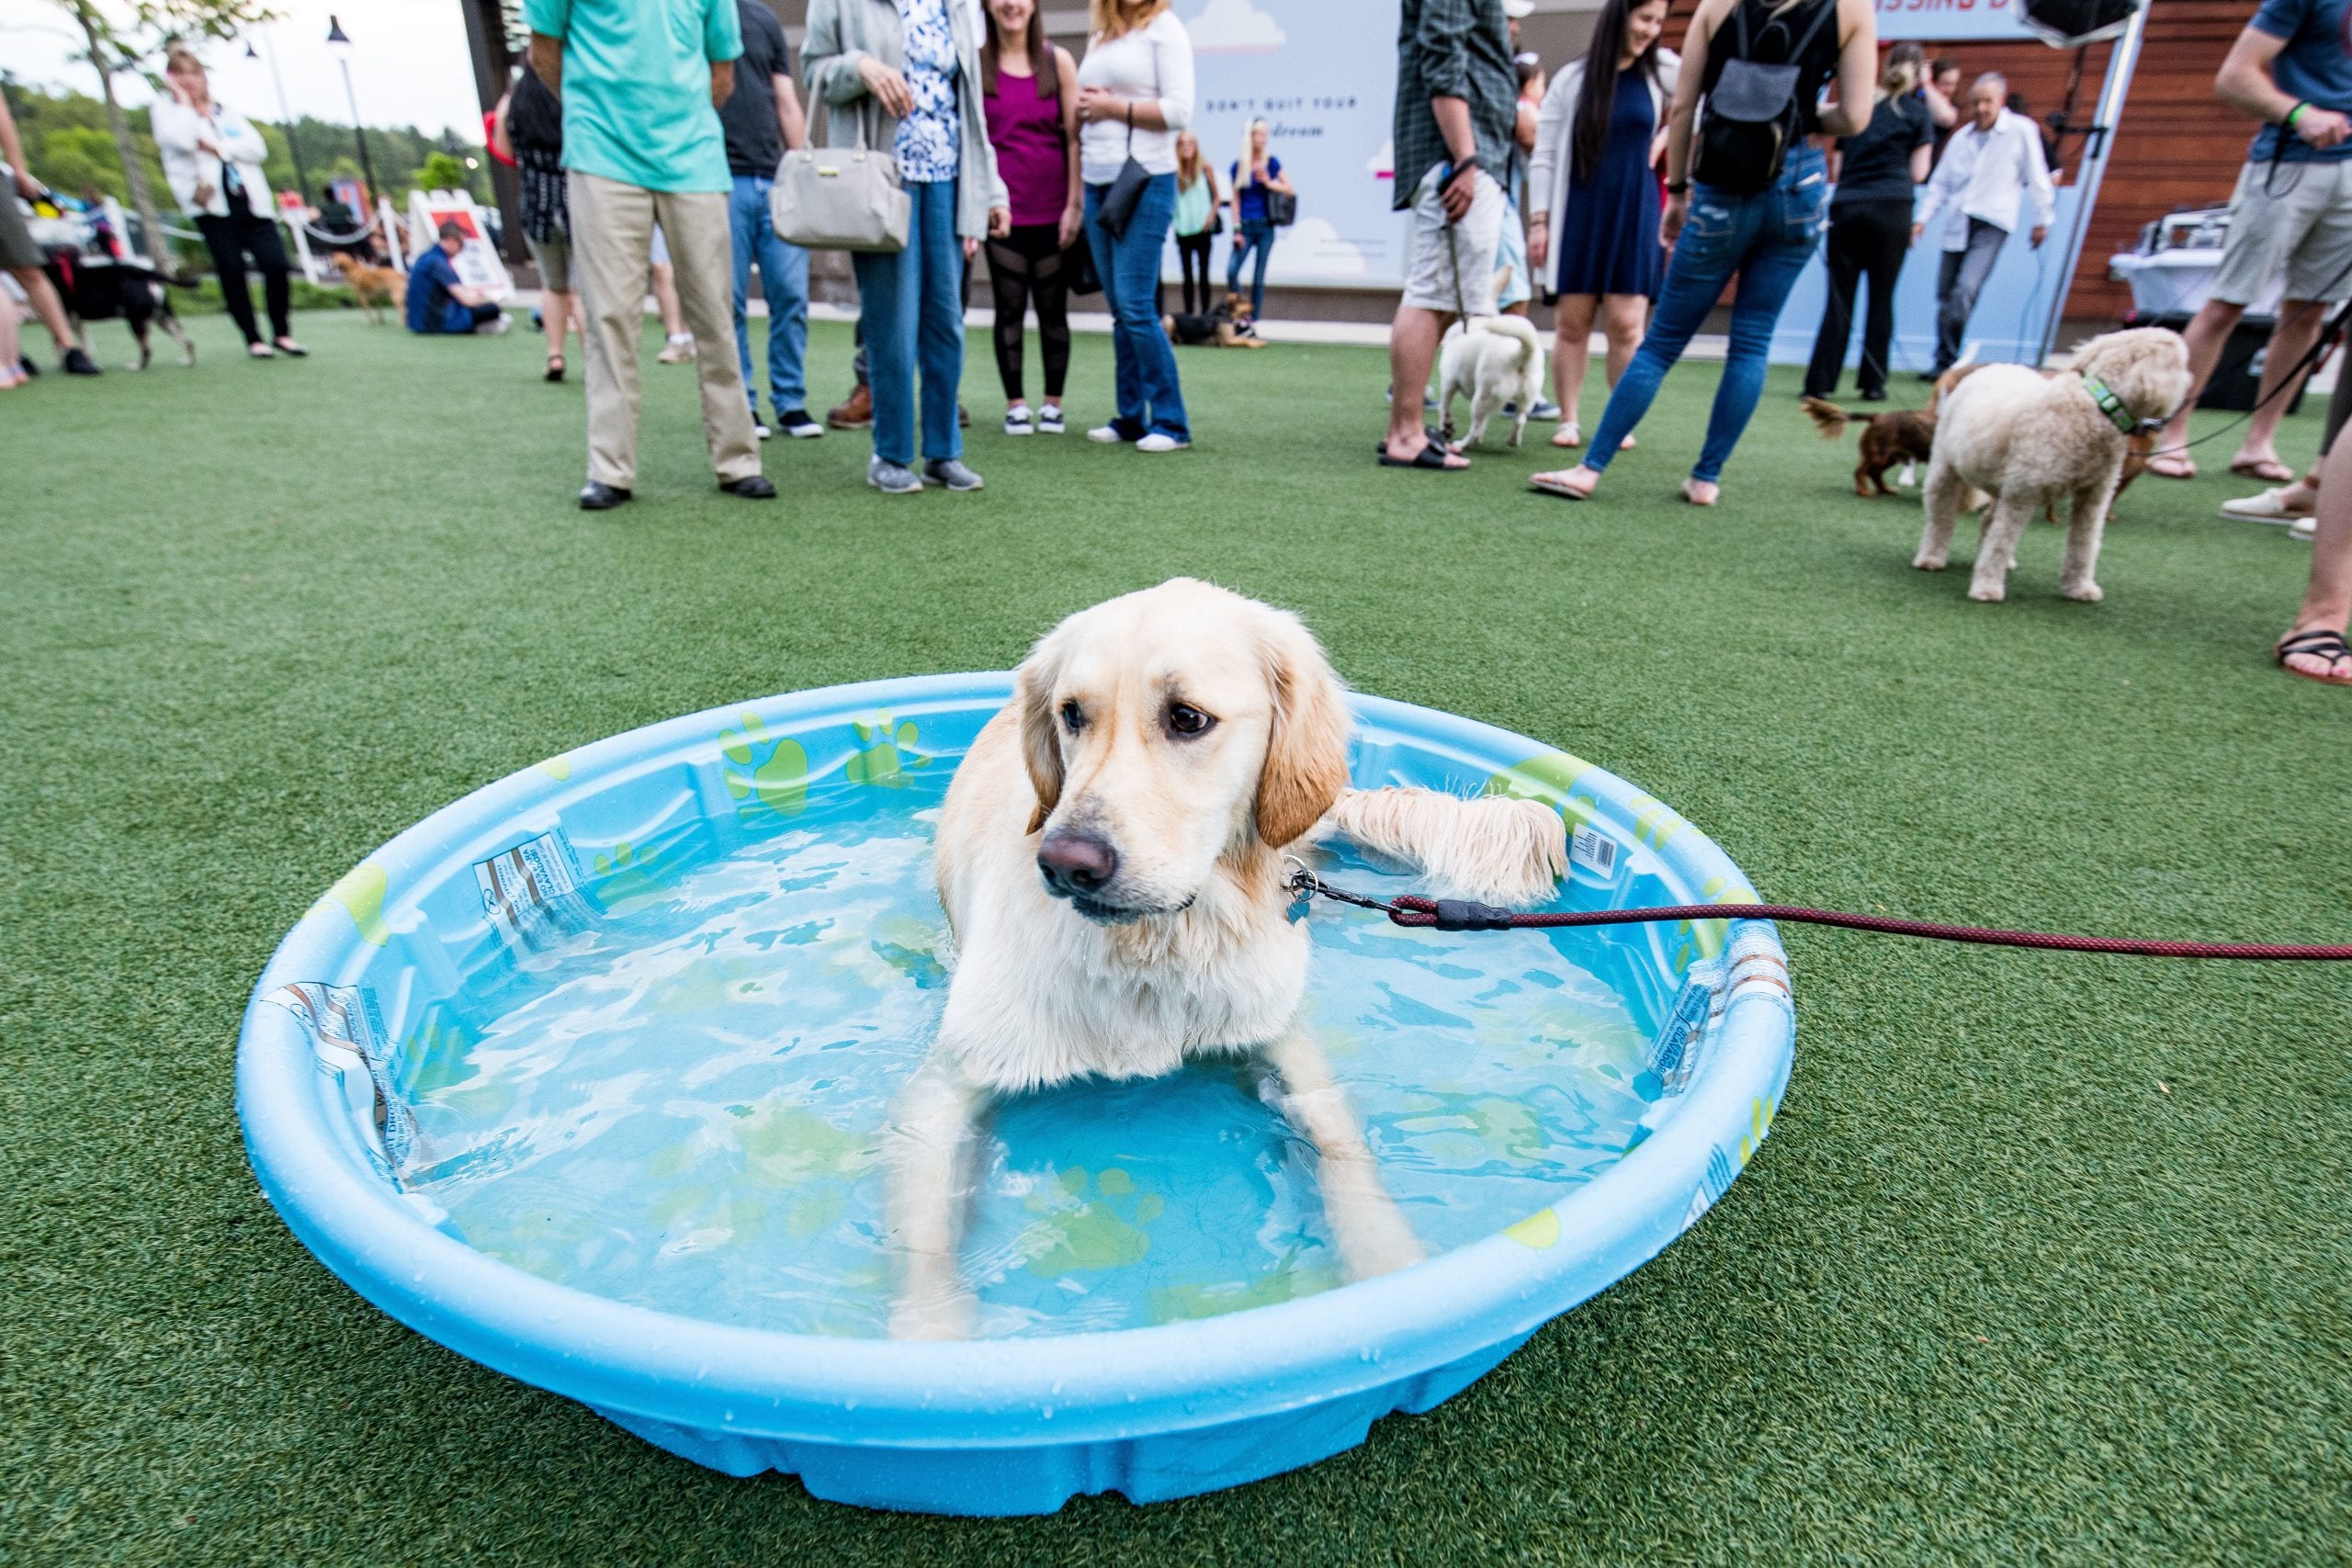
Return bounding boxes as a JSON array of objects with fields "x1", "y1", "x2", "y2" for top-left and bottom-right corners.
[
  {"x1": 153, "y1": 47, "x2": 305, "y2": 361},
  {"x1": 492, "y1": 66, "x2": 581, "y2": 381},
  {"x1": 526, "y1": 0, "x2": 774, "y2": 510},
  {"x1": 1076, "y1": 0, "x2": 1196, "y2": 453},
  {"x1": 1913, "y1": 73, "x2": 2052, "y2": 378},
  {"x1": 1529, "y1": 0, "x2": 1875, "y2": 504},
  {"x1": 1497, "y1": 52, "x2": 1545, "y2": 327},
  {"x1": 649, "y1": 229, "x2": 696, "y2": 363},
  {"x1": 1379, "y1": 0, "x2": 1516, "y2": 472},
  {"x1": 1926, "y1": 58, "x2": 1962, "y2": 153},
  {"x1": 1226, "y1": 117, "x2": 1291, "y2": 318},
  {"x1": 2150, "y1": 0, "x2": 2352, "y2": 484},
  {"x1": 1802, "y1": 40, "x2": 1933, "y2": 401},
  {"x1": 1527, "y1": 0, "x2": 1676, "y2": 450},
  {"x1": 981, "y1": 0, "x2": 1083, "y2": 436},
  {"x1": 0, "y1": 89, "x2": 100, "y2": 376},
  {"x1": 805, "y1": 0, "x2": 1010, "y2": 493},
  {"x1": 1170, "y1": 130, "x2": 1221, "y2": 314},
  {"x1": 2275, "y1": 396, "x2": 2352, "y2": 684},
  {"x1": 722, "y1": 0, "x2": 820, "y2": 439}
]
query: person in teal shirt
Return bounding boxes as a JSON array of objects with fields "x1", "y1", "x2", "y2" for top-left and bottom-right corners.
[{"x1": 526, "y1": 0, "x2": 775, "y2": 510}]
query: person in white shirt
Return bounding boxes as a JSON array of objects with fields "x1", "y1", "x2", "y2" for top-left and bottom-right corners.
[
  {"x1": 153, "y1": 46, "x2": 305, "y2": 359},
  {"x1": 1913, "y1": 73, "x2": 2052, "y2": 375}
]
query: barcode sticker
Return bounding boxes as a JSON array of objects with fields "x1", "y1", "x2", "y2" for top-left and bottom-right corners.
[
  {"x1": 474, "y1": 829, "x2": 595, "y2": 953},
  {"x1": 1569, "y1": 825, "x2": 1619, "y2": 877}
]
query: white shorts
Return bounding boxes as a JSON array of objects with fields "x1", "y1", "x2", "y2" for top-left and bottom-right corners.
[
  {"x1": 2211, "y1": 158, "x2": 2352, "y2": 306},
  {"x1": 1400, "y1": 164, "x2": 1506, "y2": 318}
]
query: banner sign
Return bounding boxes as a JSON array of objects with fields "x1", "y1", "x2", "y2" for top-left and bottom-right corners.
[
  {"x1": 1874, "y1": 0, "x2": 2038, "y2": 42},
  {"x1": 405, "y1": 190, "x2": 513, "y2": 299},
  {"x1": 1172, "y1": 0, "x2": 1404, "y2": 287}
]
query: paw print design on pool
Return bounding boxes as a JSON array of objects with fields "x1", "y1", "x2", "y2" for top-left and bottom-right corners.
[
  {"x1": 718, "y1": 710, "x2": 809, "y2": 821},
  {"x1": 1018, "y1": 1165, "x2": 1167, "y2": 1276},
  {"x1": 845, "y1": 709, "x2": 932, "y2": 790}
]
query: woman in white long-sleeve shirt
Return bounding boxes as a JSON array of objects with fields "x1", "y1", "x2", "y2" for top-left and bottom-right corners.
[
  {"x1": 1075, "y1": 0, "x2": 1193, "y2": 451},
  {"x1": 153, "y1": 46, "x2": 303, "y2": 358}
]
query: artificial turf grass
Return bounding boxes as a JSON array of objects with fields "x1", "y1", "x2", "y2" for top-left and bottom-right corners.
[{"x1": 3, "y1": 309, "x2": 2347, "y2": 1566}]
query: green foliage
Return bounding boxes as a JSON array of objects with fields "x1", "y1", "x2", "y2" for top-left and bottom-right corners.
[
  {"x1": 416, "y1": 151, "x2": 472, "y2": 197},
  {"x1": 175, "y1": 273, "x2": 361, "y2": 314}
]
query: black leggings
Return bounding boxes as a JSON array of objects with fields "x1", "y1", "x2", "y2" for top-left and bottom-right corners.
[
  {"x1": 985, "y1": 223, "x2": 1070, "y2": 403},
  {"x1": 196, "y1": 206, "x2": 291, "y2": 345},
  {"x1": 1804, "y1": 199, "x2": 1910, "y2": 399},
  {"x1": 1176, "y1": 231, "x2": 1214, "y2": 314}
]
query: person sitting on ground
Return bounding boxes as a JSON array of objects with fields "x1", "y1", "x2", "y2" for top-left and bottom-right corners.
[
  {"x1": 406, "y1": 221, "x2": 510, "y2": 334},
  {"x1": 2146, "y1": 0, "x2": 2352, "y2": 484},
  {"x1": 2276, "y1": 376, "x2": 2352, "y2": 685}
]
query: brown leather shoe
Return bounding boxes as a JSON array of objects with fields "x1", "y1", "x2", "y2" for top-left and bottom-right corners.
[{"x1": 826, "y1": 383, "x2": 872, "y2": 429}]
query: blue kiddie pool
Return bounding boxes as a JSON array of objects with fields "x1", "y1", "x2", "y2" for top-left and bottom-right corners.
[{"x1": 238, "y1": 673, "x2": 1794, "y2": 1516}]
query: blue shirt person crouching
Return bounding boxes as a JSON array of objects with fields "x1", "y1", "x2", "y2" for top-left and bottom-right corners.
[{"x1": 406, "y1": 221, "x2": 509, "y2": 334}]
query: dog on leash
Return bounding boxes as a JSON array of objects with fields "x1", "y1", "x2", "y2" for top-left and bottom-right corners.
[
  {"x1": 33, "y1": 207, "x2": 195, "y2": 370},
  {"x1": 1163, "y1": 289, "x2": 1266, "y2": 348},
  {"x1": 1916, "y1": 327, "x2": 2190, "y2": 603},
  {"x1": 1932, "y1": 362, "x2": 2158, "y2": 522},
  {"x1": 1436, "y1": 315, "x2": 1547, "y2": 448},
  {"x1": 1800, "y1": 396, "x2": 1937, "y2": 496},
  {"x1": 887, "y1": 579, "x2": 1566, "y2": 1338},
  {"x1": 332, "y1": 252, "x2": 408, "y2": 325}
]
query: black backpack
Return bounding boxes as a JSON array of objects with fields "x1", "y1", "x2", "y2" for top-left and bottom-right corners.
[{"x1": 1694, "y1": 0, "x2": 1838, "y2": 193}]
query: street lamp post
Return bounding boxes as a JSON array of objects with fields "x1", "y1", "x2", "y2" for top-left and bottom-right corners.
[
  {"x1": 324, "y1": 16, "x2": 380, "y2": 213},
  {"x1": 254, "y1": 29, "x2": 311, "y2": 207}
]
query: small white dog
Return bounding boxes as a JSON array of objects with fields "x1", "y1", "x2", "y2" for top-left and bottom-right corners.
[
  {"x1": 888, "y1": 580, "x2": 1566, "y2": 1337},
  {"x1": 1437, "y1": 315, "x2": 1548, "y2": 448},
  {"x1": 1916, "y1": 327, "x2": 2190, "y2": 604}
]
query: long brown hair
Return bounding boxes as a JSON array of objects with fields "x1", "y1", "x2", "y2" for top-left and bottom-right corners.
[
  {"x1": 1571, "y1": 0, "x2": 1664, "y2": 185},
  {"x1": 983, "y1": 1, "x2": 1057, "y2": 99}
]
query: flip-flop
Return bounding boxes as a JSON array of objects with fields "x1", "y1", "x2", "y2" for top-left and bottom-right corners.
[
  {"x1": 2145, "y1": 455, "x2": 2197, "y2": 480},
  {"x1": 1530, "y1": 470, "x2": 1594, "y2": 499},
  {"x1": 2230, "y1": 457, "x2": 2297, "y2": 483},
  {"x1": 1374, "y1": 426, "x2": 1458, "y2": 456},
  {"x1": 2277, "y1": 628, "x2": 2352, "y2": 685},
  {"x1": 1379, "y1": 440, "x2": 1467, "y2": 470}
]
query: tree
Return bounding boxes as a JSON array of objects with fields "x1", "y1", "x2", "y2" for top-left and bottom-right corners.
[
  {"x1": 40, "y1": 0, "x2": 277, "y2": 268},
  {"x1": 416, "y1": 151, "x2": 470, "y2": 196}
]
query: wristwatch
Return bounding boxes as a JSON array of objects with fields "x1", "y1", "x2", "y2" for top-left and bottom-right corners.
[{"x1": 1666, "y1": 179, "x2": 1690, "y2": 195}]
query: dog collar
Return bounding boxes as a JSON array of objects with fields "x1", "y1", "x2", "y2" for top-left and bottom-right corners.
[{"x1": 2079, "y1": 373, "x2": 2145, "y2": 435}]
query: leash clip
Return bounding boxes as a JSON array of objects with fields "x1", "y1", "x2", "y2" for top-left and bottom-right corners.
[{"x1": 1283, "y1": 855, "x2": 1317, "y2": 922}]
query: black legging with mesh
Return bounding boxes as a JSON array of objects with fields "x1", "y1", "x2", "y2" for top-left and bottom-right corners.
[{"x1": 985, "y1": 224, "x2": 1070, "y2": 404}]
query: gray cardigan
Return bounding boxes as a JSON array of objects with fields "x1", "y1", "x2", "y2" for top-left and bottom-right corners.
[{"x1": 802, "y1": 0, "x2": 1007, "y2": 240}]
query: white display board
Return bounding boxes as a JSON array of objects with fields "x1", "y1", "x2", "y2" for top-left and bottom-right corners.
[
  {"x1": 1171, "y1": 0, "x2": 1405, "y2": 287},
  {"x1": 1875, "y1": 0, "x2": 2039, "y2": 42},
  {"x1": 404, "y1": 189, "x2": 514, "y2": 299}
]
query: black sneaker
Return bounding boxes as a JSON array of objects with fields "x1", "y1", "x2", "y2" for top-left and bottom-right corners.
[
  {"x1": 775, "y1": 408, "x2": 823, "y2": 438},
  {"x1": 62, "y1": 346, "x2": 101, "y2": 376}
]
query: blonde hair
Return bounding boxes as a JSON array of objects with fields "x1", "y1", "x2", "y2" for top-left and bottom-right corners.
[
  {"x1": 1879, "y1": 42, "x2": 1925, "y2": 102},
  {"x1": 1238, "y1": 117, "x2": 1269, "y2": 186},
  {"x1": 164, "y1": 43, "x2": 205, "y2": 76},
  {"x1": 1090, "y1": 0, "x2": 1170, "y2": 40},
  {"x1": 1175, "y1": 130, "x2": 1204, "y2": 192}
]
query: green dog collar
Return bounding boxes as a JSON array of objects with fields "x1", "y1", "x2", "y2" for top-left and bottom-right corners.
[{"x1": 2080, "y1": 373, "x2": 2141, "y2": 435}]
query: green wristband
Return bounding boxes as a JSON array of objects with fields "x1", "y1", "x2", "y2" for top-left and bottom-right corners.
[{"x1": 2287, "y1": 101, "x2": 2310, "y2": 128}]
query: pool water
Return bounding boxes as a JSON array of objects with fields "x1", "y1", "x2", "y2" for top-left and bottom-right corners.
[{"x1": 399, "y1": 771, "x2": 1658, "y2": 1340}]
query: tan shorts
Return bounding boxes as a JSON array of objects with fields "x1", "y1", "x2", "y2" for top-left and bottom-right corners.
[
  {"x1": 1400, "y1": 164, "x2": 1506, "y2": 318},
  {"x1": 525, "y1": 231, "x2": 571, "y2": 293},
  {"x1": 2211, "y1": 158, "x2": 2352, "y2": 306},
  {"x1": 0, "y1": 185, "x2": 43, "y2": 271}
]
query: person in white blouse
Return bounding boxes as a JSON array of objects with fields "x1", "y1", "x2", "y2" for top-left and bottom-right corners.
[
  {"x1": 152, "y1": 46, "x2": 304, "y2": 359},
  {"x1": 1075, "y1": 0, "x2": 1194, "y2": 451},
  {"x1": 1913, "y1": 73, "x2": 2052, "y2": 375}
]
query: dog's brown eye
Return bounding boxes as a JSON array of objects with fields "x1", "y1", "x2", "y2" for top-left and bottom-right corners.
[
  {"x1": 1060, "y1": 700, "x2": 1084, "y2": 731},
  {"x1": 1165, "y1": 703, "x2": 1215, "y2": 738}
]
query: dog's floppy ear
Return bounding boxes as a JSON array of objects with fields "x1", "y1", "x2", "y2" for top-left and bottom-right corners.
[
  {"x1": 1013, "y1": 630, "x2": 1069, "y2": 836},
  {"x1": 1252, "y1": 610, "x2": 1352, "y2": 848}
]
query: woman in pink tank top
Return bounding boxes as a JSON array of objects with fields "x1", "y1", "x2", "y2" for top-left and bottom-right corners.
[{"x1": 982, "y1": 0, "x2": 1084, "y2": 435}]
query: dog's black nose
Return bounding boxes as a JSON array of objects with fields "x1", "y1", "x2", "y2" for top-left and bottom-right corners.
[{"x1": 1037, "y1": 832, "x2": 1118, "y2": 896}]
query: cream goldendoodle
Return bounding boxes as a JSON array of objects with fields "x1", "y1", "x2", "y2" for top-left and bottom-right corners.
[{"x1": 1916, "y1": 327, "x2": 2190, "y2": 604}]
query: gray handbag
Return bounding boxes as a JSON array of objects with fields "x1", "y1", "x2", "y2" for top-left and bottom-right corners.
[{"x1": 772, "y1": 96, "x2": 910, "y2": 253}]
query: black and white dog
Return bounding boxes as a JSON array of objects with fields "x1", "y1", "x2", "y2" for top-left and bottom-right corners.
[{"x1": 31, "y1": 201, "x2": 196, "y2": 370}]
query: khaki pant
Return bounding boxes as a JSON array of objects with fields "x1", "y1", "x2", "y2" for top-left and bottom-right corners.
[{"x1": 569, "y1": 171, "x2": 761, "y2": 489}]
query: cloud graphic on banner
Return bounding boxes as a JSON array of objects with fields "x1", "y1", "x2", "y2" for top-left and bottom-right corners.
[
  {"x1": 1186, "y1": 0, "x2": 1287, "y2": 52},
  {"x1": 1277, "y1": 215, "x2": 1372, "y2": 279},
  {"x1": 1367, "y1": 136, "x2": 1394, "y2": 180}
]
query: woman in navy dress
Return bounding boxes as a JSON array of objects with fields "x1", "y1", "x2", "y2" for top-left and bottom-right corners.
[{"x1": 1527, "y1": 0, "x2": 1676, "y2": 450}]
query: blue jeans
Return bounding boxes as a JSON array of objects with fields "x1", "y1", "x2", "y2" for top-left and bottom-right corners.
[
  {"x1": 1084, "y1": 173, "x2": 1188, "y2": 441},
  {"x1": 728, "y1": 174, "x2": 809, "y2": 416},
  {"x1": 852, "y1": 178, "x2": 964, "y2": 466},
  {"x1": 1227, "y1": 217, "x2": 1274, "y2": 314},
  {"x1": 1588, "y1": 146, "x2": 1829, "y2": 484}
]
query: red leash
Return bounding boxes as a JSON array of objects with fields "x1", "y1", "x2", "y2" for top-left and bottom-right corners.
[{"x1": 1288, "y1": 872, "x2": 2352, "y2": 962}]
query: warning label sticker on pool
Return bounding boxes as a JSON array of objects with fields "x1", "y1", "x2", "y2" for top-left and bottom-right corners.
[
  {"x1": 474, "y1": 830, "x2": 595, "y2": 953},
  {"x1": 1569, "y1": 826, "x2": 1620, "y2": 878},
  {"x1": 267, "y1": 979, "x2": 417, "y2": 1168}
]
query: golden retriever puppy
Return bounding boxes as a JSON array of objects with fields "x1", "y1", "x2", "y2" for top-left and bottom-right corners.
[
  {"x1": 331, "y1": 251, "x2": 407, "y2": 325},
  {"x1": 1916, "y1": 327, "x2": 2189, "y2": 603},
  {"x1": 888, "y1": 579, "x2": 1566, "y2": 1338}
]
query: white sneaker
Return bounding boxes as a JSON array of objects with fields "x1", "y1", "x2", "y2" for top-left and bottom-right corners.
[
  {"x1": 1037, "y1": 402, "x2": 1065, "y2": 434},
  {"x1": 2219, "y1": 486, "x2": 2314, "y2": 526},
  {"x1": 1004, "y1": 403, "x2": 1035, "y2": 435},
  {"x1": 2290, "y1": 515, "x2": 2316, "y2": 541},
  {"x1": 753, "y1": 419, "x2": 773, "y2": 440},
  {"x1": 1087, "y1": 423, "x2": 1127, "y2": 444},
  {"x1": 1136, "y1": 433, "x2": 1190, "y2": 453}
]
